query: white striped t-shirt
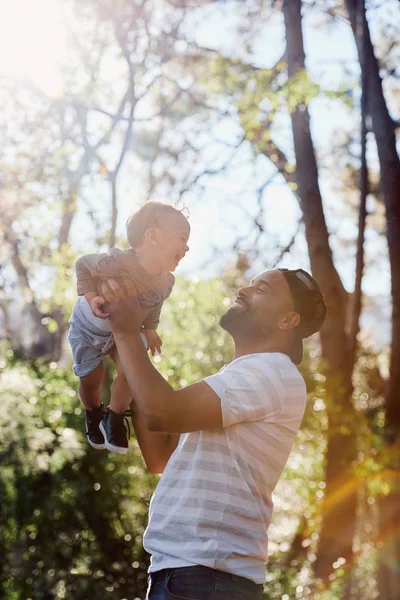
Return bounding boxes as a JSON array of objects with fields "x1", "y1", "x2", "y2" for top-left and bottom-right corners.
[{"x1": 143, "y1": 352, "x2": 306, "y2": 584}]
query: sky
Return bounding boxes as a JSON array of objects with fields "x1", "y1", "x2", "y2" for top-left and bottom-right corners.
[
  {"x1": 0, "y1": 0, "x2": 396, "y2": 343},
  {"x1": 0, "y1": 0, "x2": 65, "y2": 97}
]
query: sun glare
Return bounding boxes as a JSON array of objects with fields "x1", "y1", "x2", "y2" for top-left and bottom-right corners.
[{"x1": 0, "y1": 0, "x2": 66, "y2": 97}]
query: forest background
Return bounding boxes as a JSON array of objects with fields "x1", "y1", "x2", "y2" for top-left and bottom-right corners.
[{"x1": 0, "y1": 0, "x2": 399, "y2": 598}]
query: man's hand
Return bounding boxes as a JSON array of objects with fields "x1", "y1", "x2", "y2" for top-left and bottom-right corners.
[
  {"x1": 144, "y1": 329, "x2": 163, "y2": 356},
  {"x1": 99, "y1": 278, "x2": 149, "y2": 334},
  {"x1": 85, "y1": 294, "x2": 110, "y2": 319}
]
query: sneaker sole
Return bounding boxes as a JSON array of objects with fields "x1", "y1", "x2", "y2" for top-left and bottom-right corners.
[
  {"x1": 87, "y1": 437, "x2": 106, "y2": 450},
  {"x1": 99, "y1": 421, "x2": 129, "y2": 455}
]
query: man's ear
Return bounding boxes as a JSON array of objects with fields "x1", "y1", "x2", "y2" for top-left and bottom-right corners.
[
  {"x1": 279, "y1": 311, "x2": 300, "y2": 332},
  {"x1": 144, "y1": 227, "x2": 158, "y2": 244}
]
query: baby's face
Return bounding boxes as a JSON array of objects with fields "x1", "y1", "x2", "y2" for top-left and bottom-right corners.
[{"x1": 155, "y1": 212, "x2": 190, "y2": 272}]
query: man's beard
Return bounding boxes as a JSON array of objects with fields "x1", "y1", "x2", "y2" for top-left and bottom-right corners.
[
  {"x1": 220, "y1": 305, "x2": 273, "y2": 340},
  {"x1": 220, "y1": 304, "x2": 252, "y2": 335}
]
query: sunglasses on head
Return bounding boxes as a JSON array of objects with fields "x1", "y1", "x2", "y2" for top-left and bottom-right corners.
[{"x1": 279, "y1": 268, "x2": 319, "y2": 292}]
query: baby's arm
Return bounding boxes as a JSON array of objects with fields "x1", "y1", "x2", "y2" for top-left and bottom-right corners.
[
  {"x1": 142, "y1": 303, "x2": 163, "y2": 356},
  {"x1": 142, "y1": 303, "x2": 162, "y2": 330},
  {"x1": 143, "y1": 329, "x2": 163, "y2": 356}
]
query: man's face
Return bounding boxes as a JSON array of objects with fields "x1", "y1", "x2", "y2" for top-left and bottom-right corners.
[{"x1": 220, "y1": 270, "x2": 297, "y2": 338}]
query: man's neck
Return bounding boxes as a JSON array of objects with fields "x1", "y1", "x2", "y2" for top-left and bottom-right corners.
[{"x1": 233, "y1": 335, "x2": 288, "y2": 360}]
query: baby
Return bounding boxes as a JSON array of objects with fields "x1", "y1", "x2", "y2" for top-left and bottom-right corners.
[{"x1": 68, "y1": 202, "x2": 190, "y2": 454}]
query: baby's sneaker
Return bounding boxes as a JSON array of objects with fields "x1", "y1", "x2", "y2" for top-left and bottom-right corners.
[
  {"x1": 99, "y1": 408, "x2": 130, "y2": 455},
  {"x1": 85, "y1": 404, "x2": 106, "y2": 449}
]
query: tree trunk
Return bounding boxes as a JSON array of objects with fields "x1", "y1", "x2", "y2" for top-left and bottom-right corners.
[
  {"x1": 58, "y1": 186, "x2": 78, "y2": 250},
  {"x1": 348, "y1": 0, "x2": 368, "y2": 365},
  {"x1": 282, "y1": 0, "x2": 359, "y2": 582},
  {"x1": 3, "y1": 225, "x2": 59, "y2": 359},
  {"x1": 376, "y1": 474, "x2": 400, "y2": 600},
  {"x1": 345, "y1": 2, "x2": 400, "y2": 596},
  {"x1": 345, "y1": 0, "x2": 400, "y2": 435},
  {"x1": 345, "y1": 0, "x2": 400, "y2": 431}
]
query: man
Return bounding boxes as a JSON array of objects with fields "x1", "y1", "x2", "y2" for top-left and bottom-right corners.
[{"x1": 100, "y1": 268, "x2": 327, "y2": 600}]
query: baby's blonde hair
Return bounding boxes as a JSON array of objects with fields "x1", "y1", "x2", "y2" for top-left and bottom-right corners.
[{"x1": 126, "y1": 202, "x2": 187, "y2": 248}]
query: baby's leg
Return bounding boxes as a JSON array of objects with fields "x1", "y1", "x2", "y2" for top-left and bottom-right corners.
[
  {"x1": 109, "y1": 373, "x2": 132, "y2": 414},
  {"x1": 79, "y1": 363, "x2": 105, "y2": 410},
  {"x1": 79, "y1": 363, "x2": 106, "y2": 450},
  {"x1": 109, "y1": 348, "x2": 132, "y2": 414},
  {"x1": 99, "y1": 348, "x2": 132, "y2": 454}
]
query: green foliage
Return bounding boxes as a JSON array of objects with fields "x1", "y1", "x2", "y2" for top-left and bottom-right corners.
[
  {"x1": 45, "y1": 245, "x2": 80, "y2": 318},
  {"x1": 0, "y1": 0, "x2": 397, "y2": 596},
  {"x1": 203, "y1": 55, "x2": 350, "y2": 155},
  {"x1": 0, "y1": 343, "x2": 153, "y2": 599},
  {"x1": 0, "y1": 277, "x2": 234, "y2": 599},
  {"x1": 156, "y1": 276, "x2": 234, "y2": 384},
  {"x1": 0, "y1": 270, "x2": 392, "y2": 599}
]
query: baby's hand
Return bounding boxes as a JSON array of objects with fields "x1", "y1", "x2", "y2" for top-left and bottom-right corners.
[
  {"x1": 88, "y1": 295, "x2": 110, "y2": 319},
  {"x1": 144, "y1": 329, "x2": 163, "y2": 356}
]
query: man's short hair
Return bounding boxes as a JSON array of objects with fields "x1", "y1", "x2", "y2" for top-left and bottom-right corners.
[
  {"x1": 126, "y1": 202, "x2": 186, "y2": 248},
  {"x1": 278, "y1": 268, "x2": 327, "y2": 364}
]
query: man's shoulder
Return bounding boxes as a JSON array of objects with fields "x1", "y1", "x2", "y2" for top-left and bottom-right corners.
[
  {"x1": 227, "y1": 352, "x2": 297, "y2": 371},
  {"x1": 225, "y1": 352, "x2": 305, "y2": 388}
]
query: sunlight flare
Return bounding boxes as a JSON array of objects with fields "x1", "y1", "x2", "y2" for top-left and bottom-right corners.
[{"x1": 0, "y1": 0, "x2": 66, "y2": 96}]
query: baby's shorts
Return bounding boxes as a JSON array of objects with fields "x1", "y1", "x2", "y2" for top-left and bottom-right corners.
[{"x1": 68, "y1": 300, "x2": 147, "y2": 377}]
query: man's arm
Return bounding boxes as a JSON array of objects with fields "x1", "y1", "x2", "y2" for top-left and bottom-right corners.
[
  {"x1": 116, "y1": 332, "x2": 223, "y2": 433},
  {"x1": 130, "y1": 402, "x2": 180, "y2": 473},
  {"x1": 101, "y1": 278, "x2": 223, "y2": 434}
]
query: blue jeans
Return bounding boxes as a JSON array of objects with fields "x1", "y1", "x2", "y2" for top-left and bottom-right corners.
[{"x1": 146, "y1": 565, "x2": 264, "y2": 600}]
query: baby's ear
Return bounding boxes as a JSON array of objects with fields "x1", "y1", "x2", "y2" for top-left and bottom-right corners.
[{"x1": 144, "y1": 227, "x2": 158, "y2": 244}]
